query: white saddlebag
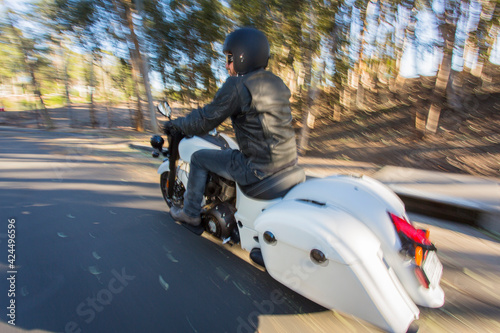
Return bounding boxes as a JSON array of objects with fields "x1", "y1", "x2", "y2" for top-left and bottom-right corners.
[{"x1": 254, "y1": 199, "x2": 419, "y2": 333}]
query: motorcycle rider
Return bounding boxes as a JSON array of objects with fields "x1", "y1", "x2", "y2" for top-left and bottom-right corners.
[{"x1": 164, "y1": 27, "x2": 298, "y2": 227}]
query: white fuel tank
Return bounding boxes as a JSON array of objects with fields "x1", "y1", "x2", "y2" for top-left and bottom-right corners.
[{"x1": 178, "y1": 133, "x2": 238, "y2": 163}]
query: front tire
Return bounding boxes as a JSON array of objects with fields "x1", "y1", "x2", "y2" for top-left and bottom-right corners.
[{"x1": 160, "y1": 172, "x2": 185, "y2": 208}]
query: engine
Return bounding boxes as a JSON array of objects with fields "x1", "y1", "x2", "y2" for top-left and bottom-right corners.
[
  {"x1": 202, "y1": 174, "x2": 239, "y2": 242},
  {"x1": 204, "y1": 174, "x2": 236, "y2": 203}
]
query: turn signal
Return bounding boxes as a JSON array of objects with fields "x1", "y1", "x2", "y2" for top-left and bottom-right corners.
[{"x1": 415, "y1": 246, "x2": 423, "y2": 266}]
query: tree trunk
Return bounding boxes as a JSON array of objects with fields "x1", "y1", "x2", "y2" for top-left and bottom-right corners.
[
  {"x1": 89, "y1": 53, "x2": 98, "y2": 128},
  {"x1": 446, "y1": 70, "x2": 463, "y2": 112},
  {"x1": 425, "y1": 4, "x2": 457, "y2": 134},
  {"x1": 356, "y1": 80, "x2": 365, "y2": 109},
  {"x1": 298, "y1": 26, "x2": 315, "y2": 156},
  {"x1": 5, "y1": 9, "x2": 54, "y2": 128},
  {"x1": 130, "y1": 55, "x2": 144, "y2": 132},
  {"x1": 129, "y1": 43, "x2": 144, "y2": 131},
  {"x1": 333, "y1": 104, "x2": 341, "y2": 122},
  {"x1": 123, "y1": 1, "x2": 157, "y2": 132},
  {"x1": 59, "y1": 39, "x2": 74, "y2": 127},
  {"x1": 30, "y1": 69, "x2": 54, "y2": 129},
  {"x1": 100, "y1": 58, "x2": 113, "y2": 128},
  {"x1": 474, "y1": 1, "x2": 497, "y2": 83},
  {"x1": 127, "y1": 98, "x2": 134, "y2": 127}
]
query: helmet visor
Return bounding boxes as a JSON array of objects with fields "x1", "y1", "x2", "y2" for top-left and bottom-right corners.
[{"x1": 226, "y1": 53, "x2": 233, "y2": 65}]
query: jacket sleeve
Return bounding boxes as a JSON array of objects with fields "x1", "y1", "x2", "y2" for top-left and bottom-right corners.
[{"x1": 171, "y1": 77, "x2": 240, "y2": 136}]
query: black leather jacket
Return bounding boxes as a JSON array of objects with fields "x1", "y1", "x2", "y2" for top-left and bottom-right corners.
[{"x1": 172, "y1": 69, "x2": 298, "y2": 175}]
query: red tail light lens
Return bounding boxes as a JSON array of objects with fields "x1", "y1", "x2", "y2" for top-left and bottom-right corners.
[
  {"x1": 390, "y1": 212, "x2": 438, "y2": 289},
  {"x1": 414, "y1": 267, "x2": 430, "y2": 288},
  {"x1": 389, "y1": 212, "x2": 432, "y2": 247}
]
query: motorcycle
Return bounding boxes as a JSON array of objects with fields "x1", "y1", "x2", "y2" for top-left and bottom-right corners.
[{"x1": 150, "y1": 101, "x2": 444, "y2": 333}]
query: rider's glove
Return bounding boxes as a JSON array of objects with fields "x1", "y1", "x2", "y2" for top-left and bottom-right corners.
[{"x1": 163, "y1": 121, "x2": 180, "y2": 136}]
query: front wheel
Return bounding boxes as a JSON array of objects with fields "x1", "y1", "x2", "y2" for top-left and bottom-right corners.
[{"x1": 160, "y1": 172, "x2": 185, "y2": 208}]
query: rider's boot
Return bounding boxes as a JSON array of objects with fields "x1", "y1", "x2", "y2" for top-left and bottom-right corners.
[{"x1": 170, "y1": 206, "x2": 204, "y2": 235}]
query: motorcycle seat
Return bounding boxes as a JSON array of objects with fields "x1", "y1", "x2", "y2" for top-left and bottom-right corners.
[{"x1": 240, "y1": 165, "x2": 306, "y2": 200}]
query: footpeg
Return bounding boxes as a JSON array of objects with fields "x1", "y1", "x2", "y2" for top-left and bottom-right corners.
[{"x1": 181, "y1": 222, "x2": 204, "y2": 236}]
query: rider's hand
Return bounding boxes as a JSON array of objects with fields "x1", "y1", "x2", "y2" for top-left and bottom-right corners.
[{"x1": 163, "y1": 121, "x2": 180, "y2": 136}]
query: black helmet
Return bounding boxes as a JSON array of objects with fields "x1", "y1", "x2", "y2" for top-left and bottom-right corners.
[{"x1": 223, "y1": 27, "x2": 270, "y2": 75}]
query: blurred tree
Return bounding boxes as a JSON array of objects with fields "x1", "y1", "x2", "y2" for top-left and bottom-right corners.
[
  {"x1": 45, "y1": 0, "x2": 163, "y2": 131},
  {"x1": 425, "y1": 0, "x2": 459, "y2": 133},
  {"x1": 85, "y1": 49, "x2": 100, "y2": 128},
  {"x1": 2, "y1": 0, "x2": 498, "y2": 141},
  {"x1": 469, "y1": 0, "x2": 497, "y2": 79},
  {"x1": 371, "y1": 0, "x2": 394, "y2": 89},
  {"x1": 109, "y1": 0, "x2": 147, "y2": 131},
  {"x1": 439, "y1": 0, "x2": 498, "y2": 119},
  {"x1": 37, "y1": 0, "x2": 104, "y2": 127},
  {"x1": 34, "y1": 0, "x2": 76, "y2": 126},
  {"x1": 229, "y1": 0, "x2": 287, "y2": 89},
  {"x1": 0, "y1": 17, "x2": 22, "y2": 104},
  {"x1": 158, "y1": 0, "x2": 228, "y2": 107},
  {"x1": 1, "y1": 3, "x2": 55, "y2": 128},
  {"x1": 142, "y1": 0, "x2": 175, "y2": 99},
  {"x1": 115, "y1": 0, "x2": 156, "y2": 132},
  {"x1": 407, "y1": 0, "x2": 427, "y2": 134},
  {"x1": 230, "y1": 0, "x2": 339, "y2": 154},
  {"x1": 371, "y1": 0, "x2": 399, "y2": 107},
  {"x1": 328, "y1": 1, "x2": 354, "y2": 121},
  {"x1": 292, "y1": 0, "x2": 323, "y2": 154},
  {"x1": 352, "y1": 0, "x2": 369, "y2": 110},
  {"x1": 111, "y1": 58, "x2": 136, "y2": 124}
]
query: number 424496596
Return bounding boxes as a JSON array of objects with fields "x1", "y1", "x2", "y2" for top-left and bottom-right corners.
[{"x1": 8, "y1": 219, "x2": 16, "y2": 270}]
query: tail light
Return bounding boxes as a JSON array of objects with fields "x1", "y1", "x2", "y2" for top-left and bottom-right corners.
[
  {"x1": 389, "y1": 212, "x2": 437, "y2": 288},
  {"x1": 389, "y1": 213, "x2": 436, "y2": 249},
  {"x1": 389, "y1": 212, "x2": 432, "y2": 247},
  {"x1": 414, "y1": 266, "x2": 430, "y2": 288}
]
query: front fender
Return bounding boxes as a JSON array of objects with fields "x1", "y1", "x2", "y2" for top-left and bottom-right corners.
[
  {"x1": 157, "y1": 159, "x2": 170, "y2": 175},
  {"x1": 157, "y1": 159, "x2": 189, "y2": 189}
]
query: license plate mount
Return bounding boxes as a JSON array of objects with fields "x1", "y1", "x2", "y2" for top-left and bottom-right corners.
[{"x1": 422, "y1": 250, "x2": 443, "y2": 287}]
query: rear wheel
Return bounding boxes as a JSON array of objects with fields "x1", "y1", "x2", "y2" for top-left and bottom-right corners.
[{"x1": 160, "y1": 172, "x2": 185, "y2": 208}]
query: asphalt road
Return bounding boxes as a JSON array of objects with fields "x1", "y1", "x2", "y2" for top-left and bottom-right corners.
[{"x1": 1, "y1": 128, "x2": 499, "y2": 333}]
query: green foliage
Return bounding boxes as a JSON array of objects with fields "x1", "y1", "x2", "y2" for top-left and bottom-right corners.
[
  {"x1": 151, "y1": 0, "x2": 229, "y2": 104},
  {"x1": 43, "y1": 94, "x2": 66, "y2": 107},
  {"x1": 0, "y1": 0, "x2": 497, "y2": 134},
  {"x1": 110, "y1": 58, "x2": 134, "y2": 98}
]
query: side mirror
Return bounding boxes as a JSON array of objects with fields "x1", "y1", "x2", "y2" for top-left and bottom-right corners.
[{"x1": 157, "y1": 101, "x2": 172, "y2": 119}]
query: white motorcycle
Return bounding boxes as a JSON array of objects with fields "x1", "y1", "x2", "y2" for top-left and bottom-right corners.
[{"x1": 150, "y1": 101, "x2": 444, "y2": 332}]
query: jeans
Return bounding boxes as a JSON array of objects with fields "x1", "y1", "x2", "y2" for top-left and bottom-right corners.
[{"x1": 182, "y1": 149, "x2": 264, "y2": 217}]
